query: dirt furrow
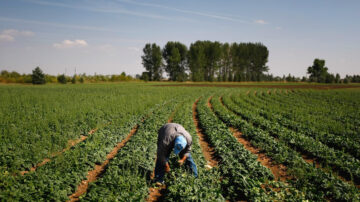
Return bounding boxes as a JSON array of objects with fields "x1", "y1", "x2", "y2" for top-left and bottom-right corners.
[
  {"x1": 20, "y1": 124, "x2": 110, "y2": 175},
  {"x1": 68, "y1": 124, "x2": 138, "y2": 202},
  {"x1": 229, "y1": 127, "x2": 290, "y2": 181},
  {"x1": 147, "y1": 111, "x2": 177, "y2": 202},
  {"x1": 210, "y1": 97, "x2": 291, "y2": 182},
  {"x1": 193, "y1": 98, "x2": 219, "y2": 168},
  {"x1": 219, "y1": 97, "x2": 360, "y2": 188}
]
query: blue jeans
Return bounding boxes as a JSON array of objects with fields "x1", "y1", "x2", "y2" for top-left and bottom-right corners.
[{"x1": 155, "y1": 154, "x2": 198, "y2": 183}]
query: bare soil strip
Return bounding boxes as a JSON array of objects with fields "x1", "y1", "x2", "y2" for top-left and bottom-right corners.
[
  {"x1": 68, "y1": 124, "x2": 139, "y2": 202},
  {"x1": 219, "y1": 97, "x2": 360, "y2": 188},
  {"x1": 193, "y1": 98, "x2": 219, "y2": 167},
  {"x1": 210, "y1": 97, "x2": 291, "y2": 182},
  {"x1": 153, "y1": 84, "x2": 360, "y2": 89},
  {"x1": 146, "y1": 111, "x2": 177, "y2": 202},
  {"x1": 20, "y1": 125, "x2": 109, "y2": 175},
  {"x1": 229, "y1": 127, "x2": 290, "y2": 182},
  {"x1": 147, "y1": 185, "x2": 166, "y2": 202}
]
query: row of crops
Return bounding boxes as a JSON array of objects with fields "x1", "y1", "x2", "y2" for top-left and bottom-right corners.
[{"x1": 0, "y1": 84, "x2": 359, "y2": 201}]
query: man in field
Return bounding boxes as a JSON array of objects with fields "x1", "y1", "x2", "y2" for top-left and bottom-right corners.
[{"x1": 155, "y1": 123, "x2": 198, "y2": 185}]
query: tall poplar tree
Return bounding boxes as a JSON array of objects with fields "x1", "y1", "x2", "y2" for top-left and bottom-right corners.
[{"x1": 141, "y1": 43, "x2": 163, "y2": 81}]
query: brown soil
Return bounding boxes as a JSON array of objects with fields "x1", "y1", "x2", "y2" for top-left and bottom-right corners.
[
  {"x1": 20, "y1": 123, "x2": 112, "y2": 176},
  {"x1": 153, "y1": 84, "x2": 360, "y2": 90},
  {"x1": 302, "y1": 154, "x2": 360, "y2": 188},
  {"x1": 193, "y1": 98, "x2": 219, "y2": 167},
  {"x1": 230, "y1": 128, "x2": 291, "y2": 182},
  {"x1": 21, "y1": 134, "x2": 90, "y2": 175},
  {"x1": 210, "y1": 96, "x2": 291, "y2": 182},
  {"x1": 146, "y1": 110, "x2": 176, "y2": 202},
  {"x1": 68, "y1": 124, "x2": 139, "y2": 202},
  {"x1": 147, "y1": 185, "x2": 167, "y2": 202}
]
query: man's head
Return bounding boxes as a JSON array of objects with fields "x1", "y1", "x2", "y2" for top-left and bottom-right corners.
[{"x1": 174, "y1": 135, "x2": 187, "y2": 155}]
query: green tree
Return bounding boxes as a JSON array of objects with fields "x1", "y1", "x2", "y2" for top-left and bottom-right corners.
[
  {"x1": 31, "y1": 66, "x2": 46, "y2": 84},
  {"x1": 219, "y1": 43, "x2": 231, "y2": 81},
  {"x1": 188, "y1": 41, "x2": 206, "y2": 81},
  {"x1": 162, "y1": 42, "x2": 188, "y2": 81},
  {"x1": 335, "y1": 73, "x2": 341, "y2": 83},
  {"x1": 307, "y1": 59, "x2": 329, "y2": 83},
  {"x1": 71, "y1": 75, "x2": 76, "y2": 84},
  {"x1": 57, "y1": 74, "x2": 67, "y2": 84},
  {"x1": 141, "y1": 43, "x2": 163, "y2": 81},
  {"x1": 140, "y1": 71, "x2": 150, "y2": 81},
  {"x1": 204, "y1": 41, "x2": 222, "y2": 82}
]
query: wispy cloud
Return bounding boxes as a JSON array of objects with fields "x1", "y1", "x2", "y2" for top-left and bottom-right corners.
[
  {"x1": 53, "y1": 39, "x2": 88, "y2": 49},
  {"x1": 22, "y1": 0, "x2": 171, "y2": 20},
  {"x1": 0, "y1": 29, "x2": 34, "y2": 42},
  {"x1": 254, "y1": 19, "x2": 268, "y2": 25},
  {"x1": 128, "y1": 47, "x2": 140, "y2": 52},
  {"x1": 0, "y1": 17, "x2": 125, "y2": 33},
  {"x1": 0, "y1": 34, "x2": 14, "y2": 42},
  {"x1": 116, "y1": 0, "x2": 250, "y2": 24}
]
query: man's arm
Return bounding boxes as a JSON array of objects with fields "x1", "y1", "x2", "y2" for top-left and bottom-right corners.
[{"x1": 178, "y1": 145, "x2": 191, "y2": 165}]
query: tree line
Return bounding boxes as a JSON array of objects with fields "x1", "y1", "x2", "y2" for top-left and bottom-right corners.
[
  {"x1": 141, "y1": 41, "x2": 359, "y2": 83},
  {"x1": 0, "y1": 67, "x2": 135, "y2": 84},
  {"x1": 141, "y1": 41, "x2": 269, "y2": 82}
]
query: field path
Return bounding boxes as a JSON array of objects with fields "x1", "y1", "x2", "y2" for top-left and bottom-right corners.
[
  {"x1": 146, "y1": 110, "x2": 177, "y2": 202},
  {"x1": 215, "y1": 96, "x2": 291, "y2": 182},
  {"x1": 68, "y1": 123, "x2": 139, "y2": 202},
  {"x1": 193, "y1": 98, "x2": 219, "y2": 167},
  {"x1": 20, "y1": 124, "x2": 110, "y2": 175}
]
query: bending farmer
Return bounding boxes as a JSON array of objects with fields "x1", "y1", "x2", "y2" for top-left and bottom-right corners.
[{"x1": 155, "y1": 123, "x2": 198, "y2": 185}]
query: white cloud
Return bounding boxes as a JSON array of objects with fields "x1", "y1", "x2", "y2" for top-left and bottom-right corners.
[
  {"x1": 116, "y1": 0, "x2": 250, "y2": 23},
  {"x1": 53, "y1": 39, "x2": 88, "y2": 49},
  {"x1": 2, "y1": 29, "x2": 34, "y2": 36},
  {"x1": 0, "y1": 34, "x2": 14, "y2": 42},
  {"x1": 254, "y1": 19, "x2": 267, "y2": 25},
  {"x1": 0, "y1": 29, "x2": 34, "y2": 42},
  {"x1": 128, "y1": 47, "x2": 140, "y2": 52}
]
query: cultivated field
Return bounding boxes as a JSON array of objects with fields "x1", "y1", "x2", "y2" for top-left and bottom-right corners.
[{"x1": 0, "y1": 83, "x2": 359, "y2": 201}]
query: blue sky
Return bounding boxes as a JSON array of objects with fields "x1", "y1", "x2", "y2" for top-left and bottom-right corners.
[{"x1": 0, "y1": 0, "x2": 359, "y2": 77}]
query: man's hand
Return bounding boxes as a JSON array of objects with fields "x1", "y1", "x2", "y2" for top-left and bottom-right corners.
[
  {"x1": 178, "y1": 155, "x2": 187, "y2": 166},
  {"x1": 165, "y1": 162, "x2": 170, "y2": 173}
]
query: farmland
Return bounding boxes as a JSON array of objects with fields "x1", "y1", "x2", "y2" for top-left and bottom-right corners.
[{"x1": 0, "y1": 83, "x2": 359, "y2": 201}]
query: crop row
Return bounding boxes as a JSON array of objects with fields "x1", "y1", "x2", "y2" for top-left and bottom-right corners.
[
  {"x1": 195, "y1": 96, "x2": 290, "y2": 201},
  {"x1": 256, "y1": 90, "x2": 359, "y2": 136},
  {"x1": 228, "y1": 94, "x2": 360, "y2": 184},
  {"x1": 0, "y1": 84, "x2": 181, "y2": 173},
  {"x1": 162, "y1": 97, "x2": 225, "y2": 201},
  {"x1": 0, "y1": 101, "x2": 160, "y2": 201},
  {"x1": 217, "y1": 95, "x2": 360, "y2": 201},
  {"x1": 81, "y1": 99, "x2": 180, "y2": 201},
  {"x1": 258, "y1": 90, "x2": 358, "y2": 129},
  {"x1": 245, "y1": 92, "x2": 360, "y2": 160}
]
